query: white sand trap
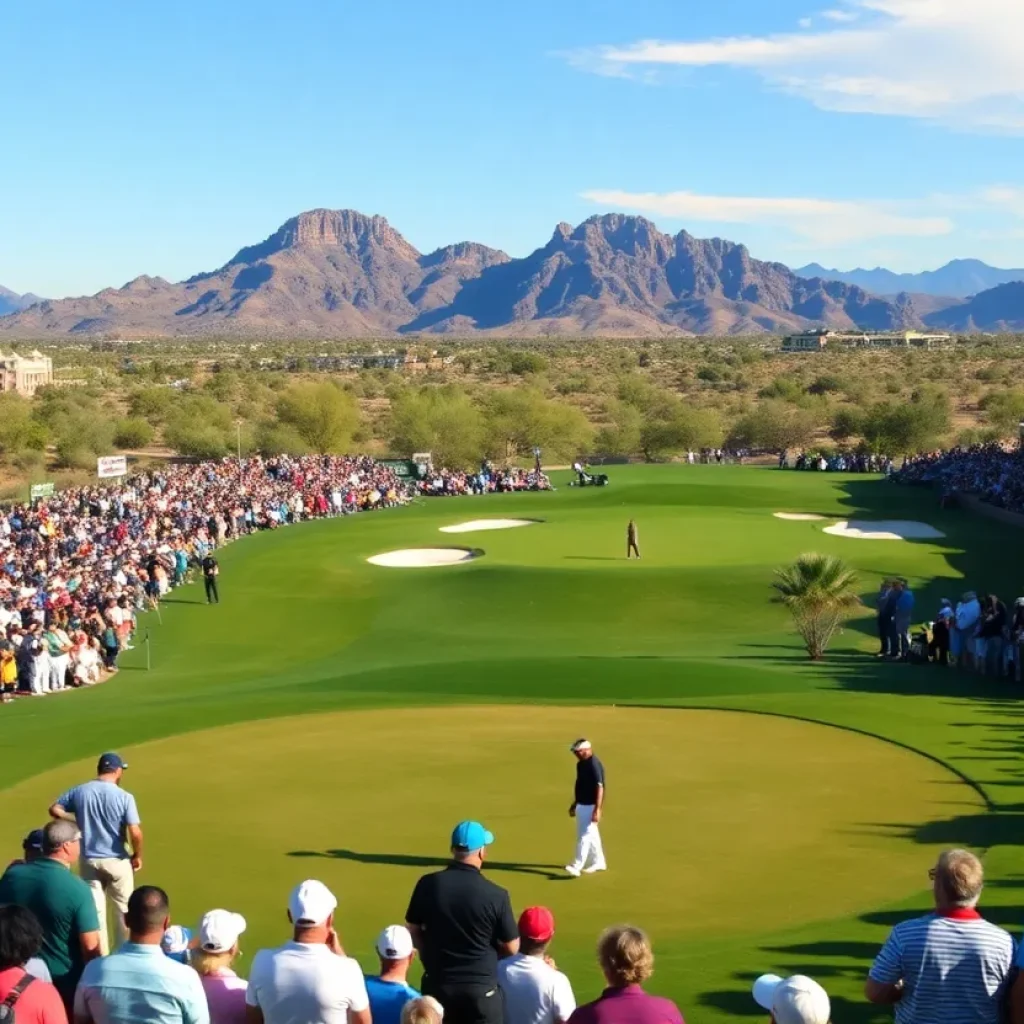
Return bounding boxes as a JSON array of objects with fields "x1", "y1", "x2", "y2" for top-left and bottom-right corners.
[
  {"x1": 823, "y1": 520, "x2": 945, "y2": 541},
  {"x1": 439, "y1": 519, "x2": 539, "y2": 534},
  {"x1": 774, "y1": 512, "x2": 826, "y2": 521},
  {"x1": 367, "y1": 548, "x2": 480, "y2": 568}
]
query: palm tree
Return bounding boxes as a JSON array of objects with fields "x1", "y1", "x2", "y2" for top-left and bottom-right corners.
[{"x1": 773, "y1": 553, "x2": 862, "y2": 660}]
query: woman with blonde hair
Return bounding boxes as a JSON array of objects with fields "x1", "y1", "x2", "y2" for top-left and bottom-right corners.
[
  {"x1": 567, "y1": 925, "x2": 684, "y2": 1023},
  {"x1": 192, "y1": 910, "x2": 248, "y2": 1024}
]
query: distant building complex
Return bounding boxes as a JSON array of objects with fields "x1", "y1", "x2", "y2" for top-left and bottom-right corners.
[
  {"x1": 0, "y1": 349, "x2": 53, "y2": 395},
  {"x1": 782, "y1": 330, "x2": 954, "y2": 353}
]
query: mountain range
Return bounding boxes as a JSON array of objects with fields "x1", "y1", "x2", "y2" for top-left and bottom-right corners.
[
  {"x1": 0, "y1": 286, "x2": 44, "y2": 317},
  {"x1": 3, "y1": 209, "x2": 1024, "y2": 337},
  {"x1": 794, "y1": 258, "x2": 1024, "y2": 299}
]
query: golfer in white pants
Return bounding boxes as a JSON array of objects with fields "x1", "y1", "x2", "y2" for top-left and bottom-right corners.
[{"x1": 566, "y1": 738, "x2": 607, "y2": 877}]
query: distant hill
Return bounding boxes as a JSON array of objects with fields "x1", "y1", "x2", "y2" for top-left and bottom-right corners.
[
  {"x1": 924, "y1": 281, "x2": 1024, "y2": 331},
  {"x1": 0, "y1": 286, "x2": 44, "y2": 317},
  {"x1": 794, "y1": 259, "x2": 1024, "y2": 299},
  {"x1": 0, "y1": 209, "x2": 918, "y2": 338}
]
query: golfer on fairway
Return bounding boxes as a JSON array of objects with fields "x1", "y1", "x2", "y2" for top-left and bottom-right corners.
[
  {"x1": 626, "y1": 520, "x2": 640, "y2": 560},
  {"x1": 565, "y1": 739, "x2": 606, "y2": 877}
]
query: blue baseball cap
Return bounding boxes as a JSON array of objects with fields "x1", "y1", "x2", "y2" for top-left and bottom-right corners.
[
  {"x1": 97, "y1": 752, "x2": 128, "y2": 773},
  {"x1": 22, "y1": 829, "x2": 44, "y2": 853},
  {"x1": 161, "y1": 925, "x2": 192, "y2": 963},
  {"x1": 451, "y1": 821, "x2": 494, "y2": 852}
]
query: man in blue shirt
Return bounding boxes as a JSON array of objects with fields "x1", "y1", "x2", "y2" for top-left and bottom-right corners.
[
  {"x1": 49, "y1": 753, "x2": 143, "y2": 955},
  {"x1": 365, "y1": 926, "x2": 420, "y2": 1024},
  {"x1": 74, "y1": 885, "x2": 209, "y2": 1024}
]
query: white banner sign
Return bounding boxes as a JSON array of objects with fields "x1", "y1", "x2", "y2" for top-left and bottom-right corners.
[{"x1": 97, "y1": 455, "x2": 128, "y2": 479}]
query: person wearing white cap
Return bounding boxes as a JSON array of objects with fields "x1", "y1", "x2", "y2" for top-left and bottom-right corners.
[
  {"x1": 752, "y1": 974, "x2": 830, "y2": 1024},
  {"x1": 565, "y1": 739, "x2": 606, "y2": 878},
  {"x1": 246, "y1": 881, "x2": 369, "y2": 1024},
  {"x1": 193, "y1": 910, "x2": 248, "y2": 1024},
  {"x1": 365, "y1": 926, "x2": 420, "y2": 1024}
]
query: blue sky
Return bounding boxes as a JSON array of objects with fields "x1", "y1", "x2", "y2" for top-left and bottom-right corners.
[{"x1": 4, "y1": 0, "x2": 1024, "y2": 297}]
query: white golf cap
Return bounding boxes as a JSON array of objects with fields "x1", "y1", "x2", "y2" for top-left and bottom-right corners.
[
  {"x1": 376, "y1": 925, "x2": 414, "y2": 960},
  {"x1": 199, "y1": 909, "x2": 247, "y2": 953},
  {"x1": 288, "y1": 879, "x2": 338, "y2": 926},
  {"x1": 570, "y1": 738, "x2": 591, "y2": 752},
  {"x1": 753, "y1": 975, "x2": 830, "y2": 1024}
]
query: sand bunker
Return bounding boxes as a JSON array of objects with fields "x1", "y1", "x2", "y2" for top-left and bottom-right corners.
[
  {"x1": 823, "y1": 520, "x2": 945, "y2": 541},
  {"x1": 774, "y1": 513, "x2": 826, "y2": 521},
  {"x1": 367, "y1": 548, "x2": 481, "y2": 568},
  {"x1": 439, "y1": 519, "x2": 539, "y2": 534}
]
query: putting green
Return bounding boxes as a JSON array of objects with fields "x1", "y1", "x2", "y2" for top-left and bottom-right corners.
[
  {"x1": 1, "y1": 706, "x2": 980, "y2": 954},
  {"x1": 2, "y1": 465, "x2": 1021, "y2": 1020}
]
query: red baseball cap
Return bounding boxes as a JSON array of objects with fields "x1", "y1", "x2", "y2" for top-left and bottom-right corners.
[{"x1": 518, "y1": 906, "x2": 555, "y2": 942}]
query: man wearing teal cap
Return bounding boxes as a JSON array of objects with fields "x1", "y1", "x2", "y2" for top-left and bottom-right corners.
[{"x1": 405, "y1": 821, "x2": 518, "y2": 1024}]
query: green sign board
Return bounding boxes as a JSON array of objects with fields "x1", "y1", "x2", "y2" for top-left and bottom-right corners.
[
  {"x1": 29, "y1": 482, "x2": 55, "y2": 501},
  {"x1": 379, "y1": 459, "x2": 420, "y2": 479}
]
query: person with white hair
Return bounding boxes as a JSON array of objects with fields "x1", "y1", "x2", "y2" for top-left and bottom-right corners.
[
  {"x1": 753, "y1": 974, "x2": 830, "y2": 1024},
  {"x1": 866, "y1": 849, "x2": 1013, "y2": 1023},
  {"x1": 401, "y1": 996, "x2": 444, "y2": 1024}
]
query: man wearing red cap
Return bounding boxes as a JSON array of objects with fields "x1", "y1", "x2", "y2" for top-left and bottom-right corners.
[{"x1": 497, "y1": 907, "x2": 576, "y2": 1024}]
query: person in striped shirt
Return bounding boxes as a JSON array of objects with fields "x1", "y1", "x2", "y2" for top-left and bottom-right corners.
[{"x1": 865, "y1": 849, "x2": 1014, "y2": 1024}]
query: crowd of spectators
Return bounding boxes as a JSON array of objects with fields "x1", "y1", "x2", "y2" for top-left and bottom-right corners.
[
  {"x1": 0, "y1": 453, "x2": 549, "y2": 703},
  {"x1": 898, "y1": 444, "x2": 1024, "y2": 514},
  {"x1": 781, "y1": 450, "x2": 893, "y2": 473},
  {"x1": 415, "y1": 464, "x2": 552, "y2": 497},
  {"x1": 6, "y1": 803, "x2": 1024, "y2": 1024}
]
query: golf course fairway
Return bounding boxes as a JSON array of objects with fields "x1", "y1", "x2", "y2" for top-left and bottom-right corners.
[{"x1": 3, "y1": 465, "x2": 1023, "y2": 1024}]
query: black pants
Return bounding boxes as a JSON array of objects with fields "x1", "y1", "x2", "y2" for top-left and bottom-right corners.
[
  {"x1": 627, "y1": 540, "x2": 640, "y2": 559},
  {"x1": 204, "y1": 577, "x2": 219, "y2": 604},
  {"x1": 422, "y1": 981, "x2": 503, "y2": 1024}
]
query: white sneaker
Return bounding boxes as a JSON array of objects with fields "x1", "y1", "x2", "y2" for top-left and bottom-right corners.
[
  {"x1": 583, "y1": 864, "x2": 607, "y2": 874},
  {"x1": 564, "y1": 864, "x2": 582, "y2": 877}
]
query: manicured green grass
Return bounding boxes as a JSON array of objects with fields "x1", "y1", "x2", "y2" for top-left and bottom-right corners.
[{"x1": 2, "y1": 466, "x2": 1022, "y2": 1024}]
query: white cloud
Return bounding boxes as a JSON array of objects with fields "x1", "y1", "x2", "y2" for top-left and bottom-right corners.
[
  {"x1": 580, "y1": 188, "x2": 953, "y2": 245},
  {"x1": 798, "y1": 17, "x2": 813, "y2": 28},
  {"x1": 572, "y1": 0, "x2": 1024, "y2": 131}
]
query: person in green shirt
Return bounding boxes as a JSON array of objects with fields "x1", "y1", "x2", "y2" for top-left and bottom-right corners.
[{"x1": 0, "y1": 819, "x2": 101, "y2": 1011}]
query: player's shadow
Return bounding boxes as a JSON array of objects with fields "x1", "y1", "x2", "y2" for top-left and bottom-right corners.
[
  {"x1": 287, "y1": 848, "x2": 566, "y2": 879},
  {"x1": 563, "y1": 556, "x2": 621, "y2": 562}
]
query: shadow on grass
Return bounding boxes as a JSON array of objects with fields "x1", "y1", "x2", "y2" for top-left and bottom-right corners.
[{"x1": 286, "y1": 848, "x2": 566, "y2": 879}]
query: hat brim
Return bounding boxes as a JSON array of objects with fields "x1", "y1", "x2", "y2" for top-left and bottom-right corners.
[{"x1": 753, "y1": 974, "x2": 783, "y2": 1011}]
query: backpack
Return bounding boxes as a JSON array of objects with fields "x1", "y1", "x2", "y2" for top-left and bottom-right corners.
[{"x1": 0, "y1": 973, "x2": 34, "y2": 1023}]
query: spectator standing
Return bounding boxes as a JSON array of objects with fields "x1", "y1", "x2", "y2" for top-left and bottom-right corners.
[
  {"x1": 246, "y1": 880, "x2": 369, "y2": 1024},
  {"x1": 978, "y1": 595, "x2": 1007, "y2": 677},
  {"x1": 74, "y1": 885, "x2": 209, "y2": 1024},
  {"x1": 202, "y1": 556, "x2": 219, "y2": 605},
  {"x1": 1013, "y1": 598, "x2": 1024, "y2": 683},
  {"x1": 892, "y1": 580, "x2": 915, "y2": 661},
  {"x1": 49, "y1": 753, "x2": 143, "y2": 956},
  {"x1": 567, "y1": 926, "x2": 683, "y2": 1024},
  {"x1": 752, "y1": 974, "x2": 830, "y2": 1024},
  {"x1": 497, "y1": 907, "x2": 576, "y2": 1024},
  {"x1": 0, "y1": 905, "x2": 68, "y2": 1024},
  {"x1": 955, "y1": 592, "x2": 982, "y2": 672},
  {"x1": 193, "y1": 910, "x2": 247, "y2": 1024},
  {"x1": 0, "y1": 821, "x2": 101, "y2": 1012},
  {"x1": 405, "y1": 822, "x2": 518, "y2": 1024},
  {"x1": 929, "y1": 600, "x2": 954, "y2": 666},
  {"x1": 365, "y1": 926, "x2": 420, "y2": 1024},
  {"x1": 875, "y1": 580, "x2": 895, "y2": 658},
  {"x1": 866, "y1": 849, "x2": 1013, "y2": 1024}
]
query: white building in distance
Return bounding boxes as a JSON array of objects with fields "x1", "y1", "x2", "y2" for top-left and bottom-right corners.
[
  {"x1": 0, "y1": 350, "x2": 54, "y2": 395},
  {"x1": 782, "y1": 330, "x2": 954, "y2": 352}
]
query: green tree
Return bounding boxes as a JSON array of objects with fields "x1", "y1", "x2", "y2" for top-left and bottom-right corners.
[
  {"x1": 483, "y1": 389, "x2": 593, "y2": 462},
  {"x1": 113, "y1": 418, "x2": 155, "y2": 449},
  {"x1": 830, "y1": 407, "x2": 864, "y2": 444},
  {"x1": 980, "y1": 389, "x2": 1024, "y2": 437},
  {"x1": 389, "y1": 387, "x2": 484, "y2": 468},
  {"x1": 276, "y1": 382, "x2": 361, "y2": 454},
  {"x1": 128, "y1": 386, "x2": 175, "y2": 424},
  {"x1": 861, "y1": 390, "x2": 950, "y2": 454},
  {"x1": 727, "y1": 401, "x2": 819, "y2": 453},
  {"x1": 773, "y1": 553, "x2": 861, "y2": 660},
  {"x1": 254, "y1": 422, "x2": 312, "y2": 456},
  {"x1": 594, "y1": 400, "x2": 643, "y2": 457}
]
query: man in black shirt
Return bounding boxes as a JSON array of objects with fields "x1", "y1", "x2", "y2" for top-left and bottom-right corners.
[
  {"x1": 201, "y1": 554, "x2": 220, "y2": 605},
  {"x1": 566, "y1": 738, "x2": 607, "y2": 877},
  {"x1": 405, "y1": 821, "x2": 519, "y2": 1024}
]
